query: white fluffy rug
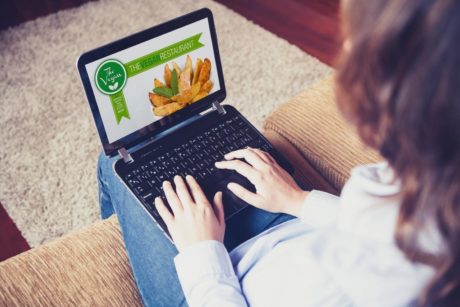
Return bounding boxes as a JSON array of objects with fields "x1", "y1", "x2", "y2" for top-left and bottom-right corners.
[{"x1": 0, "y1": 0, "x2": 331, "y2": 247}]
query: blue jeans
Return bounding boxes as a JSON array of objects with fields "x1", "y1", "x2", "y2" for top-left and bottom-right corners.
[{"x1": 97, "y1": 152, "x2": 294, "y2": 306}]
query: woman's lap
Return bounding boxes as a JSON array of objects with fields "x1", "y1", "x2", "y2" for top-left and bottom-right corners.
[{"x1": 97, "y1": 152, "x2": 293, "y2": 306}]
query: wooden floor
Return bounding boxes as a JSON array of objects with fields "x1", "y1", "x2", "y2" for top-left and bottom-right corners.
[
  {"x1": 215, "y1": 0, "x2": 341, "y2": 66},
  {"x1": 0, "y1": 0, "x2": 340, "y2": 261}
]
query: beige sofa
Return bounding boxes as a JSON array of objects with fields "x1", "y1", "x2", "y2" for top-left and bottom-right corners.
[{"x1": 0, "y1": 77, "x2": 380, "y2": 306}]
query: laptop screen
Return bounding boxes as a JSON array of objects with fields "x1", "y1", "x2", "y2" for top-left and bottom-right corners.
[{"x1": 82, "y1": 14, "x2": 222, "y2": 146}]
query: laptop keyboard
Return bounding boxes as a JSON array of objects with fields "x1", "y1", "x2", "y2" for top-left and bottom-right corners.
[{"x1": 123, "y1": 115, "x2": 273, "y2": 218}]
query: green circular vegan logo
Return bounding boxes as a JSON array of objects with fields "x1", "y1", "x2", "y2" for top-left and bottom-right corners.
[{"x1": 95, "y1": 59, "x2": 127, "y2": 95}]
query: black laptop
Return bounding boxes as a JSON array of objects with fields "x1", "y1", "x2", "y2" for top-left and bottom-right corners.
[{"x1": 77, "y1": 8, "x2": 293, "y2": 239}]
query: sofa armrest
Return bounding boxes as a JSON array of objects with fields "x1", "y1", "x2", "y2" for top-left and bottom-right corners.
[
  {"x1": 0, "y1": 216, "x2": 141, "y2": 306},
  {"x1": 263, "y1": 76, "x2": 381, "y2": 192}
]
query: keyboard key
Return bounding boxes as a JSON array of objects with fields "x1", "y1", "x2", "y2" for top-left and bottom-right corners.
[{"x1": 134, "y1": 185, "x2": 146, "y2": 194}]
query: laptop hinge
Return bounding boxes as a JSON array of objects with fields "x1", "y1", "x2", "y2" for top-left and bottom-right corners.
[
  {"x1": 118, "y1": 147, "x2": 134, "y2": 164},
  {"x1": 211, "y1": 101, "x2": 226, "y2": 115}
]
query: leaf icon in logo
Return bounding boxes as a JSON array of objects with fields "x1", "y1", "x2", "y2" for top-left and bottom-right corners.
[{"x1": 108, "y1": 83, "x2": 119, "y2": 91}]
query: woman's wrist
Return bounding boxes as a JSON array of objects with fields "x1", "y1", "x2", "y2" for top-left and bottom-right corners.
[{"x1": 284, "y1": 190, "x2": 309, "y2": 217}]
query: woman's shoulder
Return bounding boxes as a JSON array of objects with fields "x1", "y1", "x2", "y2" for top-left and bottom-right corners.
[
  {"x1": 319, "y1": 162, "x2": 434, "y2": 305},
  {"x1": 310, "y1": 225, "x2": 435, "y2": 307},
  {"x1": 337, "y1": 161, "x2": 401, "y2": 243}
]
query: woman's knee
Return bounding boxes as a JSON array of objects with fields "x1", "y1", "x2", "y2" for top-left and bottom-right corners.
[{"x1": 97, "y1": 151, "x2": 113, "y2": 180}]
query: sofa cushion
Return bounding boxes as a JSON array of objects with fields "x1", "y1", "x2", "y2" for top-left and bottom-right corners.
[
  {"x1": 0, "y1": 216, "x2": 141, "y2": 306},
  {"x1": 264, "y1": 76, "x2": 381, "y2": 191}
]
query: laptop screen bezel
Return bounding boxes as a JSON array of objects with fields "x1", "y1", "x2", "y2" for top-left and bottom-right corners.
[{"x1": 77, "y1": 8, "x2": 226, "y2": 156}]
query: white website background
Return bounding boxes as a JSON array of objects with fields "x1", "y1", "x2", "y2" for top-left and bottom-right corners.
[{"x1": 85, "y1": 18, "x2": 220, "y2": 143}]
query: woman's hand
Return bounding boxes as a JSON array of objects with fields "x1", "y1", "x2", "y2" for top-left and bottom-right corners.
[
  {"x1": 155, "y1": 175, "x2": 225, "y2": 252},
  {"x1": 215, "y1": 147, "x2": 308, "y2": 217}
]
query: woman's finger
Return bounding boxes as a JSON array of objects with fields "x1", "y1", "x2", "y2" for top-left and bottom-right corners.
[
  {"x1": 249, "y1": 147, "x2": 275, "y2": 164},
  {"x1": 227, "y1": 182, "x2": 262, "y2": 207},
  {"x1": 162, "y1": 180, "x2": 183, "y2": 214},
  {"x1": 223, "y1": 148, "x2": 267, "y2": 170},
  {"x1": 155, "y1": 197, "x2": 174, "y2": 226},
  {"x1": 173, "y1": 175, "x2": 193, "y2": 208},
  {"x1": 185, "y1": 175, "x2": 209, "y2": 206},
  {"x1": 215, "y1": 159, "x2": 260, "y2": 183},
  {"x1": 213, "y1": 191, "x2": 225, "y2": 224}
]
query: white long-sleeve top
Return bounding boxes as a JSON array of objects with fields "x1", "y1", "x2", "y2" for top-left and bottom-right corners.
[{"x1": 174, "y1": 163, "x2": 435, "y2": 306}]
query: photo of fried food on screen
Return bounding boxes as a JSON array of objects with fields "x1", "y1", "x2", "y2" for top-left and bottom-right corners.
[{"x1": 148, "y1": 55, "x2": 213, "y2": 117}]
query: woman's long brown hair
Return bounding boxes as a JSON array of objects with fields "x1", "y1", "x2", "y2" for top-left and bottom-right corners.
[{"x1": 335, "y1": 0, "x2": 460, "y2": 305}]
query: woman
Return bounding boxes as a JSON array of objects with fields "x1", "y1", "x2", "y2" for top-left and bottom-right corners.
[{"x1": 97, "y1": 0, "x2": 460, "y2": 305}]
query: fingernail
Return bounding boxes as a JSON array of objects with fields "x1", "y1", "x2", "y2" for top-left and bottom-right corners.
[
  {"x1": 227, "y1": 182, "x2": 235, "y2": 190},
  {"x1": 174, "y1": 175, "x2": 180, "y2": 181},
  {"x1": 163, "y1": 180, "x2": 169, "y2": 186}
]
